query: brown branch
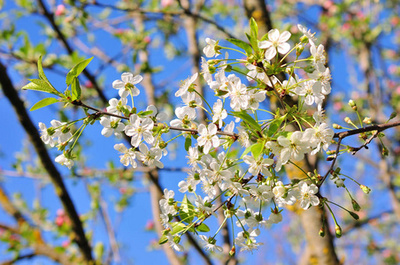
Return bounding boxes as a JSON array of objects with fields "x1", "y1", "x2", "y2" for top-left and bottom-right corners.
[
  {"x1": 36, "y1": 0, "x2": 108, "y2": 103},
  {"x1": 0, "y1": 253, "x2": 35, "y2": 265},
  {"x1": 89, "y1": 2, "x2": 238, "y2": 39},
  {"x1": 342, "y1": 210, "x2": 393, "y2": 235},
  {"x1": 72, "y1": 99, "x2": 238, "y2": 138},
  {"x1": 0, "y1": 61, "x2": 93, "y2": 262},
  {"x1": 333, "y1": 120, "x2": 400, "y2": 139}
]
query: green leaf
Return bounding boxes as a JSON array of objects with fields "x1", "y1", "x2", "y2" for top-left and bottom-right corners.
[
  {"x1": 71, "y1": 77, "x2": 81, "y2": 100},
  {"x1": 250, "y1": 17, "x2": 258, "y2": 39},
  {"x1": 184, "y1": 137, "x2": 192, "y2": 152},
  {"x1": 246, "y1": 33, "x2": 259, "y2": 53},
  {"x1": 22, "y1": 79, "x2": 57, "y2": 94},
  {"x1": 240, "y1": 144, "x2": 254, "y2": 159},
  {"x1": 66, "y1": 57, "x2": 93, "y2": 85},
  {"x1": 158, "y1": 234, "x2": 168, "y2": 245},
  {"x1": 196, "y1": 223, "x2": 210, "y2": 232},
  {"x1": 179, "y1": 195, "x2": 195, "y2": 223},
  {"x1": 30, "y1": 97, "x2": 59, "y2": 111},
  {"x1": 37, "y1": 55, "x2": 49, "y2": 83},
  {"x1": 232, "y1": 111, "x2": 261, "y2": 132},
  {"x1": 267, "y1": 115, "x2": 286, "y2": 137},
  {"x1": 251, "y1": 141, "x2": 264, "y2": 159},
  {"x1": 137, "y1": 110, "x2": 153, "y2": 117},
  {"x1": 171, "y1": 222, "x2": 186, "y2": 235},
  {"x1": 226, "y1": 38, "x2": 253, "y2": 55}
]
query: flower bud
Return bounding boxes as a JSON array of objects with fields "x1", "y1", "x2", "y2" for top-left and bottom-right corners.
[
  {"x1": 296, "y1": 45, "x2": 304, "y2": 57},
  {"x1": 326, "y1": 150, "x2": 336, "y2": 155},
  {"x1": 332, "y1": 123, "x2": 342, "y2": 129},
  {"x1": 344, "y1": 117, "x2": 351, "y2": 124},
  {"x1": 300, "y1": 35, "x2": 309, "y2": 44},
  {"x1": 229, "y1": 246, "x2": 236, "y2": 256},
  {"x1": 389, "y1": 111, "x2": 397, "y2": 120},
  {"x1": 351, "y1": 199, "x2": 361, "y2": 211},
  {"x1": 363, "y1": 117, "x2": 372, "y2": 124},
  {"x1": 382, "y1": 146, "x2": 389, "y2": 157},
  {"x1": 319, "y1": 227, "x2": 325, "y2": 237},
  {"x1": 326, "y1": 155, "x2": 335, "y2": 161},
  {"x1": 360, "y1": 185, "x2": 371, "y2": 194},
  {"x1": 158, "y1": 141, "x2": 168, "y2": 149},
  {"x1": 349, "y1": 211, "x2": 359, "y2": 220},
  {"x1": 335, "y1": 225, "x2": 342, "y2": 238},
  {"x1": 348, "y1": 99, "x2": 357, "y2": 110}
]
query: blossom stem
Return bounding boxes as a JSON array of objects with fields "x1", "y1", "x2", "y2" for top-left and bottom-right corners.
[
  {"x1": 220, "y1": 46, "x2": 247, "y2": 56},
  {"x1": 324, "y1": 201, "x2": 340, "y2": 227},
  {"x1": 288, "y1": 161, "x2": 309, "y2": 178},
  {"x1": 212, "y1": 216, "x2": 228, "y2": 240},
  {"x1": 165, "y1": 133, "x2": 184, "y2": 144}
]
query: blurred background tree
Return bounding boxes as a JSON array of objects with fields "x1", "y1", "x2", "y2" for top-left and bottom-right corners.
[{"x1": 0, "y1": 0, "x2": 399, "y2": 264}]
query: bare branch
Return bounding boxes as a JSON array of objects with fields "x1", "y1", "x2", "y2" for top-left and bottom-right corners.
[{"x1": 0, "y1": 61, "x2": 94, "y2": 262}]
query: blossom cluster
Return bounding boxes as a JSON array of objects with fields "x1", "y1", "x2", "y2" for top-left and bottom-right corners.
[{"x1": 36, "y1": 23, "x2": 336, "y2": 254}]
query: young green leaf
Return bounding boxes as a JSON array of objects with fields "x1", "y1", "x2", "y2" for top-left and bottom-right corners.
[
  {"x1": 22, "y1": 79, "x2": 57, "y2": 94},
  {"x1": 267, "y1": 115, "x2": 286, "y2": 137},
  {"x1": 66, "y1": 57, "x2": 93, "y2": 85},
  {"x1": 196, "y1": 223, "x2": 210, "y2": 232},
  {"x1": 246, "y1": 33, "x2": 259, "y2": 53},
  {"x1": 30, "y1": 97, "x2": 59, "y2": 111},
  {"x1": 37, "y1": 55, "x2": 50, "y2": 83},
  {"x1": 250, "y1": 17, "x2": 259, "y2": 39},
  {"x1": 226, "y1": 38, "x2": 253, "y2": 55},
  {"x1": 251, "y1": 141, "x2": 265, "y2": 159},
  {"x1": 232, "y1": 110, "x2": 261, "y2": 132},
  {"x1": 71, "y1": 76, "x2": 81, "y2": 100},
  {"x1": 184, "y1": 137, "x2": 192, "y2": 152},
  {"x1": 179, "y1": 195, "x2": 195, "y2": 223},
  {"x1": 158, "y1": 234, "x2": 168, "y2": 245},
  {"x1": 171, "y1": 222, "x2": 186, "y2": 235}
]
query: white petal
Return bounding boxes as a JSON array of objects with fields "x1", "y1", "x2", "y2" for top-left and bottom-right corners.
[
  {"x1": 279, "y1": 31, "x2": 291, "y2": 42},
  {"x1": 268, "y1": 29, "x2": 280, "y2": 42},
  {"x1": 121, "y1": 72, "x2": 133, "y2": 83}
]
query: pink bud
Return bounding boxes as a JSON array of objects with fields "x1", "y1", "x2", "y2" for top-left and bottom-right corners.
[
  {"x1": 144, "y1": 36, "x2": 151, "y2": 44},
  {"x1": 161, "y1": 0, "x2": 174, "y2": 7},
  {"x1": 55, "y1": 4, "x2": 66, "y2": 16},
  {"x1": 119, "y1": 187, "x2": 127, "y2": 194},
  {"x1": 145, "y1": 220, "x2": 154, "y2": 230}
]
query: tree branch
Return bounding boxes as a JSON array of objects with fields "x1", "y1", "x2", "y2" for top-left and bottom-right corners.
[
  {"x1": 36, "y1": 0, "x2": 108, "y2": 103},
  {"x1": 0, "y1": 61, "x2": 94, "y2": 262}
]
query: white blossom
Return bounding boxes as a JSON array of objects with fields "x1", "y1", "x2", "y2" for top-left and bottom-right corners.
[
  {"x1": 112, "y1": 72, "x2": 143, "y2": 98},
  {"x1": 259, "y1": 29, "x2": 291, "y2": 60}
]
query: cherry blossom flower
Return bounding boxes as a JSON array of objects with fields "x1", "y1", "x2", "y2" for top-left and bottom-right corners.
[
  {"x1": 212, "y1": 99, "x2": 227, "y2": 128},
  {"x1": 310, "y1": 43, "x2": 326, "y2": 68},
  {"x1": 106, "y1": 97, "x2": 130, "y2": 115},
  {"x1": 55, "y1": 153, "x2": 74, "y2": 169},
  {"x1": 114, "y1": 143, "x2": 137, "y2": 168},
  {"x1": 100, "y1": 116, "x2": 125, "y2": 138},
  {"x1": 199, "y1": 235, "x2": 223, "y2": 252},
  {"x1": 124, "y1": 114, "x2": 154, "y2": 147},
  {"x1": 298, "y1": 181, "x2": 320, "y2": 209},
  {"x1": 297, "y1": 24, "x2": 317, "y2": 45},
  {"x1": 175, "y1": 73, "x2": 198, "y2": 98},
  {"x1": 294, "y1": 79, "x2": 325, "y2": 106},
  {"x1": 39, "y1": 122, "x2": 57, "y2": 147},
  {"x1": 203, "y1": 38, "x2": 220, "y2": 57},
  {"x1": 136, "y1": 143, "x2": 164, "y2": 168},
  {"x1": 227, "y1": 77, "x2": 249, "y2": 111},
  {"x1": 112, "y1": 72, "x2": 143, "y2": 98},
  {"x1": 243, "y1": 155, "x2": 274, "y2": 177},
  {"x1": 197, "y1": 124, "x2": 220, "y2": 154},
  {"x1": 259, "y1": 29, "x2": 291, "y2": 60}
]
